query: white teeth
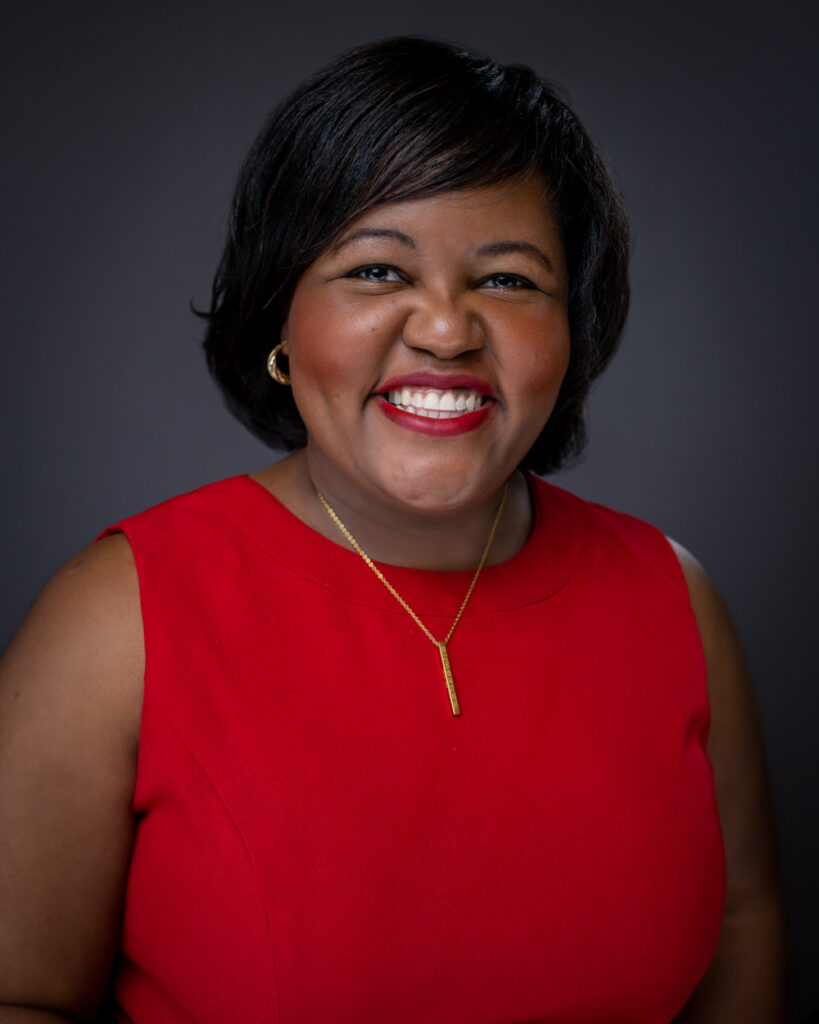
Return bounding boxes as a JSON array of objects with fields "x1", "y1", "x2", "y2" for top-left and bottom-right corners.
[{"x1": 384, "y1": 386, "x2": 488, "y2": 419}]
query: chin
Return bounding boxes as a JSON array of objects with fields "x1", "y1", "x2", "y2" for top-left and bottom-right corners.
[{"x1": 376, "y1": 466, "x2": 497, "y2": 516}]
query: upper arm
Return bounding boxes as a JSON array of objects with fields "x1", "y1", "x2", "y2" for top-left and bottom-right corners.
[
  {"x1": 667, "y1": 539, "x2": 780, "y2": 907},
  {"x1": 668, "y1": 538, "x2": 786, "y2": 1021},
  {"x1": 0, "y1": 535, "x2": 143, "y2": 1020}
]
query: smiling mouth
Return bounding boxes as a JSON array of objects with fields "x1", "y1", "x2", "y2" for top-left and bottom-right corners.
[{"x1": 383, "y1": 387, "x2": 490, "y2": 419}]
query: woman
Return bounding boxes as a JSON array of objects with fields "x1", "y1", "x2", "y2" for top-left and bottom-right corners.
[{"x1": 0, "y1": 37, "x2": 785, "y2": 1023}]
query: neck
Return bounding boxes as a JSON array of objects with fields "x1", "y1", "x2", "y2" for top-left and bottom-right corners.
[{"x1": 253, "y1": 450, "x2": 534, "y2": 571}]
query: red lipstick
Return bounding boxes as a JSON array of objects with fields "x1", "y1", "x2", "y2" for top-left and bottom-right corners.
[
  {"x1": 375, "y1": 396, "x2": 493, "y2": 438},
  {"x1": 375, "y1": 370, "x2": 497, "y2": 436}
]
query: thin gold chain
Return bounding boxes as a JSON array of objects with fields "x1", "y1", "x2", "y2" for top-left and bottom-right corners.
[{"x1": 315, "y1": 481, "x2": 509, "y2": 646}]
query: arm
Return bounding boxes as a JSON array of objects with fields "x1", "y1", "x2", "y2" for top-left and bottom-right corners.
[
  {"x1": 669, "y1": 540, "x2": 787, "y2": 1023},
  {"x1": 0, "y1": 536, "x2": 143, "y2": 1022}
]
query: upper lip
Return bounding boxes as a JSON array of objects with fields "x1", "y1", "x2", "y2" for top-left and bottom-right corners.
[{"x1": 377, "y1": 371, "x2": 497, "y2": 400}]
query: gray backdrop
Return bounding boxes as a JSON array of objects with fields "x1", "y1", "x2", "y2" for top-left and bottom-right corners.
[{"x1": 2, "y1": 1, "x2": 817, "y2": 1018}]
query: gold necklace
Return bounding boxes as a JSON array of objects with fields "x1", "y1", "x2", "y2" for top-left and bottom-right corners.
[{"x1": 315, "y1": 481, "x2": 509, "y2": 717}]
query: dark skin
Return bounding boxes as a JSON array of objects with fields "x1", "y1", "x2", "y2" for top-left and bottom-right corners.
[{"x1": 0, "y1": 181, "x2": 785, "y2": 1019}]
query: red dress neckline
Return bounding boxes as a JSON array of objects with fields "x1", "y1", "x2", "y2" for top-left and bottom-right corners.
[{"x1": 197, "y1": 472, "x2": 585, "y2": 619}]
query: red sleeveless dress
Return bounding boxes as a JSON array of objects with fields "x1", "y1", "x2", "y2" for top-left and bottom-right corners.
[{"x1": 101, "y1": 474, "x2": 725, "y2": 1023}]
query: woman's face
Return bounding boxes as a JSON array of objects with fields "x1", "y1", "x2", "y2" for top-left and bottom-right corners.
[{"x1": 281, "y1": 176, "x2": 570, "y2": 515}]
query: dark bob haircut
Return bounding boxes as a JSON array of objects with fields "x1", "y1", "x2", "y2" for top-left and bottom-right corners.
[{"x1": 202, "y1": 36, "x2": 630, "y2": 474}]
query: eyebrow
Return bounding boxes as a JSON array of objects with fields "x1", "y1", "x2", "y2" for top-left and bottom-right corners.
[
  {"x1": 332, "y1": 228, "x2": 416, "y2": 253},
  {"x1": 331, "y1": 230, "x2": 556, "y2": 273},
  {"x1": 477, "y1": 241, "x2": 556, "y2": 273}
]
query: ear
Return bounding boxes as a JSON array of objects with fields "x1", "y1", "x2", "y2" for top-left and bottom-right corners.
[{"x1": 279, "y1": 321, "x2": 289, "y2": 354}]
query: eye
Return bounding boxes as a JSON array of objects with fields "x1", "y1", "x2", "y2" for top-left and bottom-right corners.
[
  {"x1": 481, "y1": 273, "x2": 537, "y2": 290},
  {"x1": 346, "y1": 264, "x2": 403, "y2": 283}
]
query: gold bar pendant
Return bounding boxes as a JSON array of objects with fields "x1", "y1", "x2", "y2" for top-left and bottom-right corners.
[{"x1": 436, "y1": 640, "x2": 461, "y2": 716}]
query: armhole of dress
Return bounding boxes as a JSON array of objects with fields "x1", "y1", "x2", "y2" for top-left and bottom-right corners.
[{"x1": 94, "y1": 522, "x2": 150, "y2": 811}]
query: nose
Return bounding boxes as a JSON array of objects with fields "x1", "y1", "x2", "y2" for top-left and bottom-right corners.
[{"x1": 400, "y1": 287, "x2": 485, "y2": 360}]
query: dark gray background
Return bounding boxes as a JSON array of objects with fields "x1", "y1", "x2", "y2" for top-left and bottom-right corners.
[{"x1": 2, "y1": 1, "x2": 817, "y2": 1018}]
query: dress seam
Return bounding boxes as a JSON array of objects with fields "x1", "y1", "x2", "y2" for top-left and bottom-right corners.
[{"x1": 141, "y1": 690, "x2": 283, "y2": 1024}]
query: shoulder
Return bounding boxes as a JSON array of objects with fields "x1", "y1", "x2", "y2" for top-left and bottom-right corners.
[
  {"x1": 530, "y1": 476, "x2": 687, "y2": 587},
  {"x1": 663, "y1": 537, "x2": 769, "y2": 775},
  {"x1": 40, "y1": 531, "x2": 140, "y2": 649},
  {"x1": 665, "y1": 539, "x2": 751, "y2": 756},
  {"x1": 54, "y1": 529, "x2": 139, "y2": 600},
  {"x1": 100, "y1": 474, "x2": 260, "y2": 553},
  {"x1": 2, "y1": 532, "x2": 144, "y2": 751},
  {"x1": 665, "y1": 538, "x2": 747, "y2": 693}
]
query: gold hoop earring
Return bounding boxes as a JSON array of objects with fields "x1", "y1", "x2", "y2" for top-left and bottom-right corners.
[{"x1": 266, "y1": 342, "x2": 291, "y2": 386}]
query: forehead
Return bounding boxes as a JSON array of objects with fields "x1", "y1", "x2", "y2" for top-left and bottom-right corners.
[{"x1": 332, "y1": 176, "x2": 561, "y2": 250}]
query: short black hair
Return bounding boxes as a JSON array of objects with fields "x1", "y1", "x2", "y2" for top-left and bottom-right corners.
[{"x1": 201, "y1": 36, "x2": 630, "y2": 474}]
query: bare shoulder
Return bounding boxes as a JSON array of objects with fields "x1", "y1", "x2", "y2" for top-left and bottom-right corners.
[
  {"x1": 665, "y1": 537, "x2": 761, "y2": 754},
  {"x1": 9, "y1": 531, "x2": 141, "y2": 634},
  {"x1": 0, "y1": 535, "x2": 143, "y2": 1018},
  {"x1": 666, "y1": 538, "x2": 734, "y2": 648},
  {"x1": 2, "y1": 532, "x2": 144, "y2": 744}
]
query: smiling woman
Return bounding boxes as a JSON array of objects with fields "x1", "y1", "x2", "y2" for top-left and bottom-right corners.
[
  {"x1": 0, "y1": 36, "x2": 784, "y2": 1024},
  {"x1": 275, "y1": 179, "x2": 571, "y2": 531}
]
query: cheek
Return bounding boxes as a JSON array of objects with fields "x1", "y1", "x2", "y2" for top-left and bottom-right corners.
[
  {"x1": 286, "y1": 325, "x2": 355, "y2": 416},
  {"x1": 505, "y1": 318, "x2": 571, "y2": 408},
  {"x1": 285, "y1": 294, "x2": 394, "y2": 384}
]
